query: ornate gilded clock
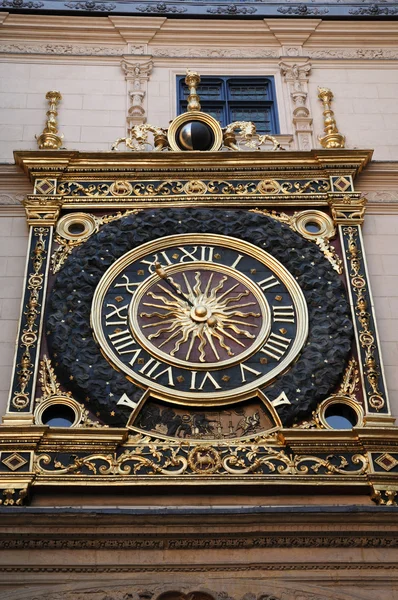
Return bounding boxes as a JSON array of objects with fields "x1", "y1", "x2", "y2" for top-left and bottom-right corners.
[
  {"x1": 46, "y1": 207, "x2": 352, "y2": 436},
  {"x1": 7, "y1": 140, "x2": 396, "y2": 507}
]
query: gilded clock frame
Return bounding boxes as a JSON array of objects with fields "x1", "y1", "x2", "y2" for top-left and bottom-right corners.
[{"x1": 0, "y1": 148, "x2": 397, "y2": 507}]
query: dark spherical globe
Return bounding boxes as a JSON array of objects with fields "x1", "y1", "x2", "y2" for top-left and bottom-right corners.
[{"x1": 176, "y1": 120, "x2": 214, "y2": 151}]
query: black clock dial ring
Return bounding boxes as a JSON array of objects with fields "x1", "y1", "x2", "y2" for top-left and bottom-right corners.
[
  {"x1": 46, "y1": 208, "x2": 353, "y2": 427},
  {"x1": 91, "y1": 234, "x2": 308, "y2": 405}
]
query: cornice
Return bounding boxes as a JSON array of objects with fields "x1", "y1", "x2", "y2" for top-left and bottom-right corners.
[
  {"x1": 108, "y1": 15, "x2": 167, "y2": 44},
  {"x1": 0, "y1": 163, "x2": 32, "y2": 207},
  {"x1": 0, "y1": 14, "x2": 127, "y2": 45},
  {"x1": 357, "y1": 161, "x2": 398, "y2": 188},
  {"x1": 13, "y1": 148, "x2": 373, "y2": 182},
  {"x1": 1, "y1": 0, "x2": 398, "y2": 20},
  {"x1": 1, "y1": 506, "x2": 398, "y2": 558},
  {"x1": 266, "y1": 17, "x2": 322, "y2": 47},
  {"x1": 2, "y1": 16, "x2": 398, "y2": 59},
  {"x1": 2, "y1": 505, "x2": 398, "y2": 534}
]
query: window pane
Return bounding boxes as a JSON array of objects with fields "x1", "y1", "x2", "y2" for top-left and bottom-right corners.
[
  {"x1": 182, "y1": 82, "x2": 223, "y2": 101},
  {"x1": 180, "y1": 103, "x2": 224, "y2": 125},
  {"x1": 230, "y1": 107, "x2": 272, "y2": 133},
  {"x1": 201, "y1": 104, "x2": 224, "y2": 123},
  {"x1": 228, "y1": 82, "x2": 270, "y2": 101}
]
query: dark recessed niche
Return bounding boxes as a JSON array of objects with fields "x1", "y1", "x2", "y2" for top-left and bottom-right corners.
[
  {"x1": 324, "y1": 403, "x2": 358, "y2": 430},
  {"x1": 41, "y1": 404, "x2": 76, "y2": 427},
  {"x1": 67, "y1": 222, "x2": 86, "y2": 235},
  {"x1": 305, "y1": 221, "x2": 321, "y2": 234}
]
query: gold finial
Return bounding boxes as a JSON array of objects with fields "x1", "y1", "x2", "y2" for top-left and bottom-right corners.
[
  {"x1": 317, "y1": 87, "x2": 345, "y2": 149},
  {"x1": 185, "y1": 69, "x2": 201, "y2": 112},
  {"x1": 36, "y1": 91, "x2": 64, "y2": 149}
]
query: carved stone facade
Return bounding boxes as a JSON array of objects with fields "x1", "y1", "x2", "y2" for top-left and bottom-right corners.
[
  {"x1": 1, "y1": 508, "x2": 398, "y2": 600},
  {"x1": 121, "y1": 57, "x2": 153, "y2": 129},
  {"x1": 7, "y1": 585, "x2": 388, "y2": 600}
]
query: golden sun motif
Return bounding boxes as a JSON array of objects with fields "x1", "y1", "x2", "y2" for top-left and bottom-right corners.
[{"x1": 135, "y1": 268, "x2": 266, "y2": 366}]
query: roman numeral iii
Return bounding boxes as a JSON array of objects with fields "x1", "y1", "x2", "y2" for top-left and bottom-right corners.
[{"x1": 272, "y1": 305, "x2": 295, "y2": 323}]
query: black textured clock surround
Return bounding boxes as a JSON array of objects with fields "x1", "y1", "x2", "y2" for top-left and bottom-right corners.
[{"x1": 46, "y1": 208, "x2": 353, "y2": 427}]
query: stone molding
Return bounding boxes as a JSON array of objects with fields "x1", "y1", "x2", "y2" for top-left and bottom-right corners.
[
  {"x1": 0, "y1": 192, "x2": 25, "y2": 205},
  {"x1": 2, "y1": 16, "x2": 398, "y2": 60},
  {"x1": 0, "y1": 581, "x2": 388, "y2": 600},
  {"x1": 2, "y1": 506, "x2": 398, "y2": 542},
  {"x1": 1, "y1": 532, "x2": 398, "y2": 550},
  {"x1": 1, "y1": 509, "x2": 398, "y2": 599},
  {"x1": 307, "y1": 48, "x2": 398, "y2": 60},
  {"x1": 365, "y1": 191, "x2": 398, "y2": 202},
  {"x1": 149, "y1": 47, "x2": 279, "y2": 58},
  {"x1": 0, "y1": 42, "x2": 125, "y2": 55},
  {"x1": 0, "y1": 165, "x2": 32, "y2": 207},
  {"x1": 1, "y1": 584, "x2": 388, "y2": 600},
  {"x1": 3, "y1": 563, "x2": 398, "y2": 573},
  {"x1": 2, "y1": 43, "x2": 398, "y2": 61}
]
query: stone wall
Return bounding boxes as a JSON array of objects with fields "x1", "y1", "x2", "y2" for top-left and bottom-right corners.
[
  {"x1": 0, "y1": 61, "x2": 127, "y2": 160},
  {"x1": 363, "y1": 214, "x2": 398, "y2": 414},
  {"x1": 1, "y1": 507, "x2": 398, "y2": 600},
  {"x1": 1, "y1": 16, "x2": 398, "y2": 161},
  {"x1": 1, "y1": 60, "x2": 398, "y2": 161},
  {"x1": 0, "y1": 215, "x2": 28, "y2": 417}
]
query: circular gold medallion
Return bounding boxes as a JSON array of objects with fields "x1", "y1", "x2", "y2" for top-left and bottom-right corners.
[{"x1": 167, "y1": 112, "x2": 223, "y2": 152}]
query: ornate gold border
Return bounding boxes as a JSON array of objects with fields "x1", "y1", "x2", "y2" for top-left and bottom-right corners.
[{"x1": 34, "y1": 395, "x2": 82, "y2": 428}]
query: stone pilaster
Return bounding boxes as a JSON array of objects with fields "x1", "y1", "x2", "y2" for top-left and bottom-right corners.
[
  {"x1": 279, "y1": 60, "x2": 313, "y2": 151},
  {"x1": 121, "y1": 57, "x2": 153, "y2": 130}
]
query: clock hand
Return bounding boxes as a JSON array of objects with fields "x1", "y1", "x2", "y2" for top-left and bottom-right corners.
[{"x1": 154, "y1": 262, "x2": 195, "y2": 309}]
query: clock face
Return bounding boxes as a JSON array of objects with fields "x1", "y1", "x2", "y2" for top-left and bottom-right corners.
[
  {"x1": 91, "y1": 235, "x2": 308, "y2": 405},
  {"x1": 47, "y1": 207, "x2": 353, "y2": 429}
]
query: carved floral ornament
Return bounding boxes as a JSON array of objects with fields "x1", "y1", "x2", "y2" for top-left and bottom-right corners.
[
  {"x1": 2, "y1": 37, "x2": 398, "y2": 60},
  {"x1": 11, "y1": 585, "x2": 377, "y2": 600}
]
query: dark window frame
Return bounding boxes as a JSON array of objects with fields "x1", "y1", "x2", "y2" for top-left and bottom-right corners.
[{"x1": 177, "y1": 75, "x2": 280, "y2": 135}]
